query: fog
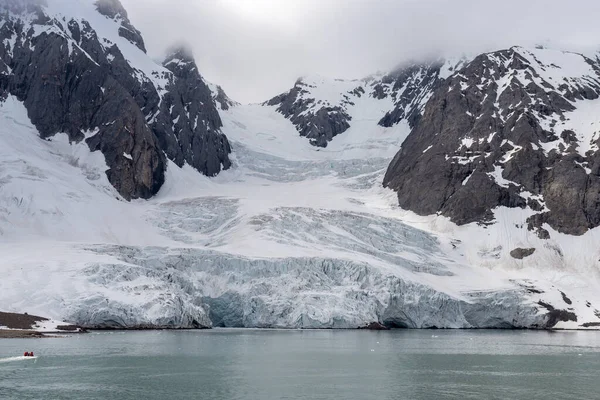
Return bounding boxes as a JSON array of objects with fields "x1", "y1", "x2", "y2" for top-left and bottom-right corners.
[{"x1": 121, "y1": 0, "x2": 600, "y2": 103}]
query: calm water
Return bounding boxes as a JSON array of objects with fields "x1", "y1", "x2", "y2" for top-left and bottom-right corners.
[{"x1": 0, "y1": 329, "x2": 599, "y2": 399}]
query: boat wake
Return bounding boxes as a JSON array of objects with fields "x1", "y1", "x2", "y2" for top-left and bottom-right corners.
[{"x1": 0, "y1": 356, "x2": 38, "y2": 364}]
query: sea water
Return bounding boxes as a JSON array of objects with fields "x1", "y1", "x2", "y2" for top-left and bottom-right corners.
[{"x1": 0, "y1": 329, "x2": 599, "y2": 399}]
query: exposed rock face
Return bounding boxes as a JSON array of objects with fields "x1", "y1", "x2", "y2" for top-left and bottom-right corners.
[
  {"x1": 95, "y1": 0, "x2": 146, "y2": 52},
  {"x1": 510, "y1": 248, "x2": 536, "y2": 259},
  {"x1": 537, "y1": 301, "x2": 578, "y2": 327},
  {"x1": 153, "y1": 46, "x2": 231, "y2": 176},
  {"x1": 0, "y1": 1, "x2": 165, "y2": 199},
  {"x1": 0, "y1": 0, "x2": 231, "y2": 199},
  {"x1": 375, "y1": 60, "x2": 462, "y2": 128},
  {"x1": 213, "y1": 84, "x2": 236, "y2": 111},
  {"x1": 359, "y1": 322, "x2": 390, "y2": 330},
  {"x1": 384, "y1": 47, "x2": 600, "y2": 236},
  {"x1": 266, "y1": 77, "x2": 353, "y2": 147},
  {"x1": 266, "y1": 60, "x2": 465, "y2": 147},
  {"x1": 0, "y1": 311, "x2": 48, "y2": 329}
]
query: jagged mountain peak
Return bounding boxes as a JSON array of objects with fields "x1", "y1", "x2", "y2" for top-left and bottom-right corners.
[
  {"x1": 266, "y1": 58, "x2": 470, "y2": 147},
  {"x1": 0, "y1": 0, "x2": 148, "y2": 53},
  {"x1": 0, "y1": 0, "x2": 231, "y2": 199},
  {"x1": 95, "y1": 0, "x2": 128, "y2": 20},
  {"x1": 204, "y1": 80, "x2": 238, "y2": 111},
  {"x1": 94, "y1": 0, "x2": 146, "y2": 52},
  {"x1": 163, "y1": 44, "x2": 200, "y2": 79},
  {"x1": 384, "y1": 45, "x2": 600, "y2": 237},
  {"x1": 162, "y1": 44, "x2": 238, "y2": 111},
  {"x1": 163, "y1": 43, "x2": 196, "y2": 65}
]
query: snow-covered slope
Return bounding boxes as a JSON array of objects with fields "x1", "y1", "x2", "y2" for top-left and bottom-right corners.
[
  {"x1": 265, "y1": 59, "x2": 466, "y2": 147},
  {"x1": 2, "y1": 82, "x2": 600, "y2": 329}
]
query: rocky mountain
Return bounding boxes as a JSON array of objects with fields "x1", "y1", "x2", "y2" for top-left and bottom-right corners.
[
  {"x1": 155, "y1": 46, "x2": 231, "y2": 176},
  {"x1": 384, "y1": 46, "x2": 600, "y2": 237},
  {"x1": 265, "y1": 59, "x2": 465, "y2": 147},
  {"x1": 0, "y1": 0, "x2": 231, "y2": 200}
]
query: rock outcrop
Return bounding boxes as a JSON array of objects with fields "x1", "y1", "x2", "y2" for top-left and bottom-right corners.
[
  {"x1": 375, "y1": 60, "x2": 462, "y2": 128},
  {"x1": 0, "y1": 0, "x2": 231, "y2": 199},
  {"x1": 153, "y1": 46, "x2": 231, "y2": 176},
  {"x1": 384, "y1": 47, "x2": 600, "y2": 236},
  {"x1": 266, "y1": 60, "x2": 465, "y2": 147},
  {"x1": 265, "y1": 77, "x2": 353, "y2": 147},
  {"x1": 510, "y1": 248, "x2": 536, "y2": 259},
  {"x1": 95, "y1": 0, "x2": 146, "y2": 52}
]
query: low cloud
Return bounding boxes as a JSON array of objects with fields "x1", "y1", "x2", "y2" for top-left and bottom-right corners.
[{"x1": 122, "y1": 0, "x2": 600, "y2": 103}]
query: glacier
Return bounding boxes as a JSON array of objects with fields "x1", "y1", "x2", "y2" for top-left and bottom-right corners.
[{"x1": 2, "y1": 91, "x2": 600, "y2": 330}]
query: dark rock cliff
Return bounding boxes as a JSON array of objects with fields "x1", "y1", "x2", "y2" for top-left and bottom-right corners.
[
  {"x1": 266, "y1": 78, "x2": 352, "y2": 147},
  {"x1": 384, "y1": 47, "x2": 600, "y2": 237},
  {"x1": 95, "y1": 0, "x2": 146, "y2": 52},
  {"x1": 266, "y1": 60, "x2": 464, "y2": 148},
  {"x1": 0, "y1": 0, "x2": 231, "y2": 199},
  {"x1": 152, "y1": 46, "x2": 231, "y2": 176},
  {"x1": 376, "y1": 60, "x2": 453, "y2": 128}
]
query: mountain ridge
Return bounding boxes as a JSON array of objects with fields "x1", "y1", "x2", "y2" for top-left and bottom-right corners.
[
  {"x1": 384, "y1": 46, "x2": 600, "y2": 236},
  {"x1": 0, "y1": 0, "x2": 231, "y2": 200}
]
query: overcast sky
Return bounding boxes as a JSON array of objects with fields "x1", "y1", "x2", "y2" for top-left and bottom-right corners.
[{"x1": 121, "y1": 0, "x2": 600, "y2": 104}]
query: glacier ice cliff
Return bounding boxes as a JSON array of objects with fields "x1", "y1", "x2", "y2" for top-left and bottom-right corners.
[{"x1": 63, "y1": 245, "x2": 549, "y2": 329}]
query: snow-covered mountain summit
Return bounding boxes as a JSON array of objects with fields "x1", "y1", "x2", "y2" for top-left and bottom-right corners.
[
  {"x1": 384, "y1": 46, "x2": 600, "y2": 237},
  {"x1": 265, "y1": 59, "x2": 466, "y2": 147},
  {"x1": 0, "y1": 0, "x2": 231, "y2": 199},
  {"x1": 2, "y1": 1, "x2": 600, "y2": 330}
]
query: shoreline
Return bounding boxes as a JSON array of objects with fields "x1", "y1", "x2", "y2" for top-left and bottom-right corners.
[
  {"x1": 0, "y1": 329, "x2": 88, "y2": 339},
  {"x1": 0, "y1": 330, "x2": 47, "y2": 339},
  {"x1": 0, "y1": 311, "x2": 86, "y2": 339},
  {"x1": 2, "y1": 311, "x2": 599, "y2": 338},
  {"x1": 2, "y1": 326, "x2": 600, "y2": 339}
]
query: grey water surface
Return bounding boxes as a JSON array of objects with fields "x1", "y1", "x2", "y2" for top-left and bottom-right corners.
[{"x1": 1, "y1": 329, "x2": 599, "y2": 400}]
